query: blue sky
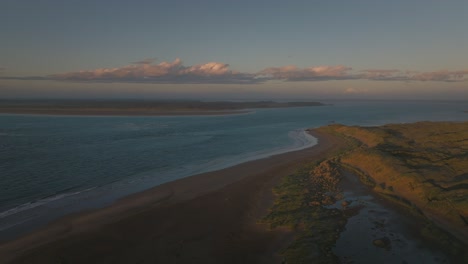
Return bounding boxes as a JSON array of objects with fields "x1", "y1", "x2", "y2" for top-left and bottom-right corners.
[{"x1": 1, "y1": 0, "x2": 467, "y2": 99}]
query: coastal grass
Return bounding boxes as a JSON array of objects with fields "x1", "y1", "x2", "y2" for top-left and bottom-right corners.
[
  {"x1": 317, "y1": 121, "x2": 468, "y2": 260},
  {"x1": 265, "y1": 122, "x2": 468, "y2": 262},
  {"x1": 261, "y1": 160, "x2": 352, "y2": 264},
  {"x1": 319, "y1": 122, "x2": 468, "y2": 228}
]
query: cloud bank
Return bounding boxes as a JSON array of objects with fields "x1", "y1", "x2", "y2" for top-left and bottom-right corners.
[
  {"x1": 258, "y1": 65, "x2": 355, "y2": 81},
  {"x1": 344, "y1": 87, "x2": 368, "y2": 94},
  {"x1": 360, "y1": 69, "x2": 468, "y2": 82},
  {"x1": 2, "y1": 58, "x2": 468, "y2": 84},
  {"x1": 48, "y1": 58, "x2": 257, "y2": 84}
]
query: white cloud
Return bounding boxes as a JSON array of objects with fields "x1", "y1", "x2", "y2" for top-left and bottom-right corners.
[
  {"x1": 344, "y1": 87, "x2": 368, "y2": 94},
  {"x1": 2, "y1": 58, "x2": 468, "y2": 84},
  {"x1": 258, "y1": 65, "x2": 354, "y2": 81},
  {"x1": 361, "y1": 69, "x2": 468, "y2": 82},
  {"x1": 47, "y1": 59, "x2": 256, "y2": 84}
]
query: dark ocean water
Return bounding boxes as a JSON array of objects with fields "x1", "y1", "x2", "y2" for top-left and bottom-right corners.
[{"x1": 0, "y1": 100, "x2": 467, "y2": 240}]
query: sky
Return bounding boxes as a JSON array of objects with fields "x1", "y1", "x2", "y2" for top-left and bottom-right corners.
[{"x1": 1, "y1": 0, "x2": 467, "y2": 100}]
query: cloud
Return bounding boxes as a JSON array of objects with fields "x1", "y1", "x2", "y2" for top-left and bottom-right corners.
[
  {"x1": 47, "y1": 58, "x2": 258, "y2": 84},
  {"x1": 1, "y1": 58, "x2": 468, "y2": 84},
  {"x1": 360, "y1": 69, "x2": 468, "y2": 82},
  {"x1": 360, "y1": 69, "x2": 401, "y2": 80},
  {"x1": 258, "y1": 65, "x2": 355, "y2": 81},
  {"x1": 52, "y1": 58, "x2": 183, "y2": 81},
  {"x1": 344, "y1": 87, "x2": 368, "y2": 94},
  {"x1": 0, "y1": 76, "x2": 46, "y2": 80},
  {"x1": 408, "y1": 70, "x2": 468, "y2": 82},
  {"x1": 180, "y1": 62, "x2": 232, "y2": 76}
]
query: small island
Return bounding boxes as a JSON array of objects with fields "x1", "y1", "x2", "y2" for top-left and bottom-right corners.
[{"x1": 0, "y1": 100, "x2": 325, "y2": 116}]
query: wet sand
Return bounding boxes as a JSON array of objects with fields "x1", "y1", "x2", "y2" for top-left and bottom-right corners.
[{"x1": 0, "y1": 130, "x2": 346, "y2": 263}]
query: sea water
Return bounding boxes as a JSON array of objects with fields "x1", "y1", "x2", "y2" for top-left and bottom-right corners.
[{"x1": 0, "y1": 100, "x2": 467, "y2": 240}]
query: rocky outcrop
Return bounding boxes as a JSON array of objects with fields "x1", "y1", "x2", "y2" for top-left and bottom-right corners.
[{"x1": 308, "y1": 160, "x2": 342, "y2": 206}]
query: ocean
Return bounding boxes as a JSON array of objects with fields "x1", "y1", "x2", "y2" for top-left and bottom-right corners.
[{"x1": 0, "y1": 100, "x2": 467, "y2": 240}]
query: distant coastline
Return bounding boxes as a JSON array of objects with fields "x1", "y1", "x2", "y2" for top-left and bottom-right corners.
[{"x1": 0, "y1": 100, "x2": 325, "y2": 116}]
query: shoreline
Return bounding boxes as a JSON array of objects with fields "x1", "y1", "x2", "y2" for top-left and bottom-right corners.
[
  {"x1": 0, "y1": 130, "x2": 345, "y2": 263},
  {"x1": 0, "y1": 129, "x2": 315, "y2": 242}
]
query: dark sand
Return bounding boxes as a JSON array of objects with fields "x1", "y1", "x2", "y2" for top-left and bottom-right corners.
[{"x1": 0, "y1": 130, "x2": 346, "y2": 264}]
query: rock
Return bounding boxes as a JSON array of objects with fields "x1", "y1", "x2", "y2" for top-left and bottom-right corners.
[
  {"x1": 309, "y1": 201, "x2": 321, "y2": 206},
  {"x1": 321, "y1": 195, "x2": 335, "y2": 205},
  {"x1": 341, "y1": 200, "x2": 351, "y2": 208},
  {"x1": 373, "y1": 237, "x2": 391, "y2": 249}
]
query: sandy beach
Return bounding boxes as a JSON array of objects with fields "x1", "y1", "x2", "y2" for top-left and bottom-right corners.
[{"x1": 0, "y1": 130, "x2": 345, "y2": 263}]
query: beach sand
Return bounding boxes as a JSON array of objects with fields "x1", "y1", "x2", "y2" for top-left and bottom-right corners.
[{"x1": 0, "y1": 130, "x2": 345, "y2": 263}]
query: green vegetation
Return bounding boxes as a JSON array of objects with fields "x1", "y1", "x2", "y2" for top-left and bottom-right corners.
[
  {"x1": 319, "y1": 122, "x2": 468, "y2": 229},
  {"x1": 265, "y1": 122, "x2": 468, "y2": 262},
  {"x1": 317, "y1": 122, "x2": 468, "y2": 259},
  {"x1": 261, "y1": 160, "x2": 354, "y2": 264}
]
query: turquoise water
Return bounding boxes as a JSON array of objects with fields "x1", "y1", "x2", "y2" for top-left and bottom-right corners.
[{"x1": 0, "y1": 100, "x2": 467, "y2": 240}]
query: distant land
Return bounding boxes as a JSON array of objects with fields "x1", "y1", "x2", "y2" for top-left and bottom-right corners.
[{"x1": 0, "y1": 100, "x2": 325, "y2": 116}]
